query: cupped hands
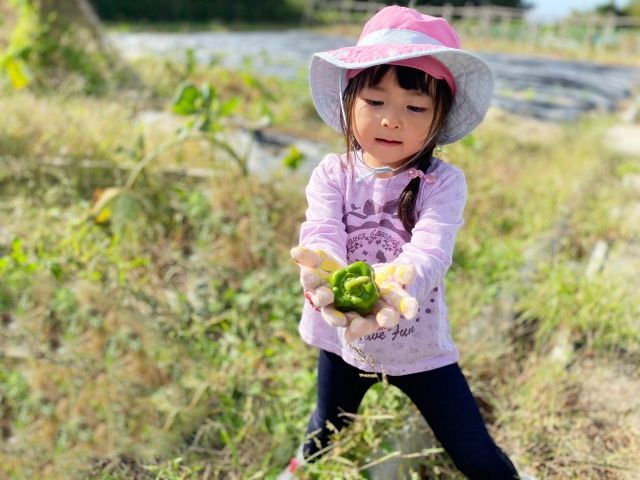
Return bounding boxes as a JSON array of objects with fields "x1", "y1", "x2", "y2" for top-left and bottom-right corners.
[{"x1": 290, "y1": 246, "x2": 419, "y2": 342}]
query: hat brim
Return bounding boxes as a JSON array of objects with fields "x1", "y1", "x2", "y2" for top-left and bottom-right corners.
[{"x1": 310, "y1": 44, "x2": 494, "y2": 144}]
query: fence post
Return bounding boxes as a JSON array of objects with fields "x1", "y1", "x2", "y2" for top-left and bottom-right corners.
[
  {"x1": 442, "y1": 3, "x2": 453, "y2": 20},
  {"x1": 527, "y1": 20, "x2": 539, "y2": 48},
  {"x1": 584, "y1": 15, "x2": 601, "y2": 49},
  {"x1": 302, "y1": 0, "x2": 317, "y2": 24},
  {"x1": 480, "y1": 5, "x2": 492, "y2": 39},
  {"x1": 602, "y1": 13, "x2": 616, "y2": 49}
]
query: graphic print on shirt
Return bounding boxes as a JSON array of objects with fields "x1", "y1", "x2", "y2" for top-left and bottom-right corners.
[
  {"x1": 357, "y1": 287, "x2": 442, "y2": 344},
  {"x1": 342, "y1": 196, "x2": 436, "y2": 344},
  {"x1": 343, "y1": 198, "x2": 410, "y2": 263}
]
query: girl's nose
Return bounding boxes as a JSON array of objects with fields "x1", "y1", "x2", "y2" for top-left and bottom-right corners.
[{"x1": 381, "y1": 114, "x2": 400, "y2": 129}]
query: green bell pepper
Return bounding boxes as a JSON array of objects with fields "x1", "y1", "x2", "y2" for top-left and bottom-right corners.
[{"x1": 329, "y1": 261, "x2": 380, "y2": 315}]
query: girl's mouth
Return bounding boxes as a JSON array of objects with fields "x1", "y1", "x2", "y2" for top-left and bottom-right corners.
[{"x1": 375, "y1": 138, "x2": 402, "y2": 146}]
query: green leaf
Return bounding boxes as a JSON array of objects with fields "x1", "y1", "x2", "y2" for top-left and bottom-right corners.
[
  {"x1": 11, "y1": 238, "x2": 28, "y2": 265},
  {"x1": 282, "y1": 146, "x2": 305, "y2": 171},
  {"x1": 219, "y1": 96, "x2": 240, "y2": 118},
  {"x1": 172, "y1": 82, "x2": 203, "y2": 115},
  {"x1": 49, "y1": 262, "x2": 63, "y2": 279}
]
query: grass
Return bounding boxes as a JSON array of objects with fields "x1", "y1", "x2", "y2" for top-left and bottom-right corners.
[
  {"x1": 1, "y1": 167, "x2": 309, "y2": 478},
  {"x1": 1, "y1": 50, "x2": 640, "y2": 479},
  {"x1": 0, "y1": 92, "x2": 135, "y2": 161}
]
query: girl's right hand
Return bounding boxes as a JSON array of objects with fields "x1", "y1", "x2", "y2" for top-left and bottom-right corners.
[{"x1": 290, "y1": 246, "x2": 350, "y2": 327}]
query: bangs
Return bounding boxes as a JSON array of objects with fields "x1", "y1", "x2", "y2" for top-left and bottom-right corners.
[{"x1": 359, "y1": 64, "x2": 439, "y2": 97}]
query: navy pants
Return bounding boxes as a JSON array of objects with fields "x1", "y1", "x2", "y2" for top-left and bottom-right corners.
[{"x1": 304, "y1": 350, "x2": 518, "y2": 480}]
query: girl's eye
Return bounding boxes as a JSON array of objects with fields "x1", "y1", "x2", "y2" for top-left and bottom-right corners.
[
  {"x1": 408, "y1": 105, "x2": 427, "y2": 113},
  {"x1": 365, "y1": 99, "x2": 383, "y2": 106}
]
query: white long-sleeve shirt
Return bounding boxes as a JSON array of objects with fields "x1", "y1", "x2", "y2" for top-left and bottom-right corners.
[{"x1": 298, "y1": 152, "x2": 467, "y2": 375}]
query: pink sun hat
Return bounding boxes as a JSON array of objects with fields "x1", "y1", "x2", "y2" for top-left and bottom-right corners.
[{"x1": 309, "y1": 5, "x2": 494, "y2": 144}]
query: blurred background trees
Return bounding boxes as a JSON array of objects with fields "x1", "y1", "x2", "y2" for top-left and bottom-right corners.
[
  {"x1": 84, "y1": 0, "x2": 533, "y2": 23},
  {"x1": 596, "y1": 0, "x2": 640, "y2": 16},
  {"x1": 86, "y1": 0, "x2": 306, "y2": 23}
]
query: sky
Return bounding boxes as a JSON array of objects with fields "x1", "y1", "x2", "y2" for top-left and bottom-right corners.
[{"x1": 527, "y1": 0, "x2": 630, "y2": 21}]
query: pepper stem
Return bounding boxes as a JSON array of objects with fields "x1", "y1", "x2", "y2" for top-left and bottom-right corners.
[{"x1": 343, "y1": 276, "x2": 371, "y2": 291}]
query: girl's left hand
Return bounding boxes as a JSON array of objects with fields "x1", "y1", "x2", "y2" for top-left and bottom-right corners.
[{"x1": 343, "y1": 263, "x2": 419, "y2": 342}]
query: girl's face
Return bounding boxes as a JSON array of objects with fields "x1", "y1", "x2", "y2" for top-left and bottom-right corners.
[{"x1": 353, "y1": 69, "x2": 435, "y2": 171}]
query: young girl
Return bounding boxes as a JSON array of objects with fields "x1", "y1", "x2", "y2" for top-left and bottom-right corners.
[{"x1": 283, "y1": 6, "x2": 525, "y2": 479}]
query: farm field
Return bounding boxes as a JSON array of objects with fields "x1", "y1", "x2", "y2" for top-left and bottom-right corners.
[{"x1": 2, "y1": 6, "x2": 640, "y2": 479}]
